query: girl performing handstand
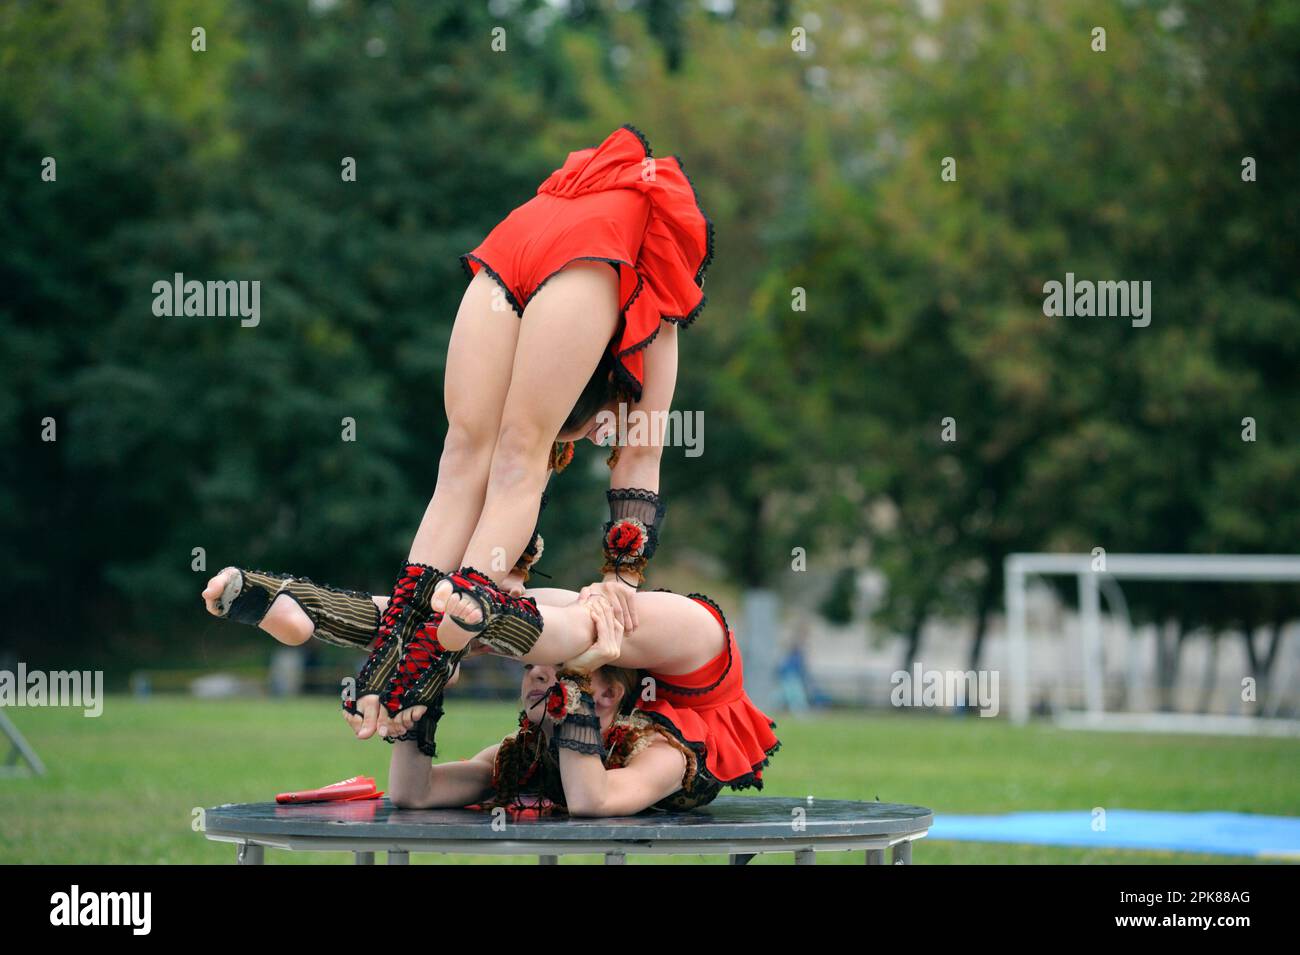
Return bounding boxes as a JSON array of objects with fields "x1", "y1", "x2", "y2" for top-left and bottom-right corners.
[
  {"x1": 204, "y1": 125, "x2": 721, "y2": 753},
  {"x1": 202, "y1": 569, "x2": 779, "y2": 813},
  {"x1": 327, "y1": 124, "x2": 714, "y2": 736}
]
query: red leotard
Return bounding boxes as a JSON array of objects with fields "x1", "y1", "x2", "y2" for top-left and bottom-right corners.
[
  {"x1": 459, "y1": 124, "x2": 715, "y2": 400},
  {"x1": 637, "y1": 594, "x2": 781, "y2": 795}
]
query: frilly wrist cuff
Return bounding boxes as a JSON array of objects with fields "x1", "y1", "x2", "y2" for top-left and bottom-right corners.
[
  {"x1": 552, "y1": 673, "x2": 603, "y2": 755},
  {"x1": 602, "y1": 488, "x2": 664, "y2": 585},
  {"x1": 545, "y1": 670, "x2": 595, "y2": 723}
]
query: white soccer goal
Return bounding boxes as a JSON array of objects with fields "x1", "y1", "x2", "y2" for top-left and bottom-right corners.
[{"x1": 1004, "y1": 553, "x2": 1300, "y2": 736}]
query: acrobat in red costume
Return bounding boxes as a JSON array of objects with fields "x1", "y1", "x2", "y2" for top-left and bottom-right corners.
[
  {"x1": 204, "y1": 571, "x2": 779, "y2": 816},
  {"x1": 204, "y1": 125, "x2": 722, "y2": 752}
]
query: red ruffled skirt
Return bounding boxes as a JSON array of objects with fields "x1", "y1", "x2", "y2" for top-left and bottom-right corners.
[
  {"x1": 639, "y1": 595, "x2": 781, "y2": 794},
  {"x1": 460, "y1": 124, "x2": 714, "y2": 400}
]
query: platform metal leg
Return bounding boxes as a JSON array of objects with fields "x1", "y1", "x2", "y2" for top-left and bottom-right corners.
[
  {"x1": 795, "y1": 849, "x2": 815, "y2": 865},
  {"x1": 604, "y1": 852, "x2": 626, "y2": 865},
  {"x1": 729, "y1": 853, "x2": 755, "y2": 865},
  {"x1": 355, "y1": 851, "x2": 375, "y2": 865},
  {"x1": 866, "y1": 849, "x2": 886, "y2": 865},
  {"x1": 538, "y1": 855, "x2": 559, "y2": 865},
  {"x1": 237, "y1": 843, "x2": 265, "y2": 865},
  {"x1": 891, "y1": 841, "x2": 912, "y2": 865},
  {"x1": 388, "y1": 851, "x2": 409, "y2": 865}
]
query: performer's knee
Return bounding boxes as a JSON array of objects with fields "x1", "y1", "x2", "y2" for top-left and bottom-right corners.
[
  {"x1": 439, "y1": 421, "x2": 495, "y2": 481},
  {"x1": 489, "y1": 420, "x2": 550, "y2": 488}
]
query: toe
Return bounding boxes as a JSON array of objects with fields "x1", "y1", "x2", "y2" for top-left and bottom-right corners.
[
  {"x1": 430, "y1": 579, "x2": 453, "y2": 613},
  {"x1": 452, "y1": 594, "x2": 482, "y2": 625}
]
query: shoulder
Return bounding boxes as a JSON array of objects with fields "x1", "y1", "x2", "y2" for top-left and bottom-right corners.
[
  {"x1": 606, "y1": 712, "x2": 690, "y2": 775},
  {"x1": 608, "y1": 712, "x2": 702, "y2": 800}
]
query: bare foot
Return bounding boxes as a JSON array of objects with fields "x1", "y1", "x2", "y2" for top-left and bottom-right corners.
[
  {"x1": 200, "y1": 567, "x2": 314, "y2": 647},
  {"x1": 429, "y1": 578, "x2": 483, "y2": 651}
]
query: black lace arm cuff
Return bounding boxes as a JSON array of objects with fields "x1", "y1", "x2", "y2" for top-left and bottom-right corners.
[
  {"x1": 547, "y1": 670, "x2": 602, "y2": 755},
  {"x1": 601, "y1": 488, "x2": 666, "y2": 585},
  {"x1": 386, "y1": 695, "x2": 446, "y2": 758},
  {"x1": 555, "y1": 710, "x2": 603, "y2": 756}
]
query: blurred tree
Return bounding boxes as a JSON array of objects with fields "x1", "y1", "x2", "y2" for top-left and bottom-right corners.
[{"x1": 2, "y1": 0, "x2": 1298, "y2": 704}]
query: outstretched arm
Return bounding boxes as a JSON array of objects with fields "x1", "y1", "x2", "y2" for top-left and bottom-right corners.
[
  {"x1": 598, "y1": 323, "x2": 678, "y2": 630},
  {"x1": 560, "y1": 738, "x2": 687, "y2": 817},
  {"x1": 387, "y1": 741, "x2": 498, "y2": 809},
  {"x1": 609, "y1": 322, "x2": 677, "y2": 492}
]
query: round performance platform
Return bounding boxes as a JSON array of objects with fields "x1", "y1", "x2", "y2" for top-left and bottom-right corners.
[{"x1": 201, "y1": 796, "x2": 933, "y2": 865}]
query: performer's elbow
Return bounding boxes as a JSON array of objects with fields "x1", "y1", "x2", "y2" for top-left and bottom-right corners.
[
  {"x1": 387, "y1": 784, "x2": 431, "y2": 810},
  {"x1": 564, "y1": 793, "x2": 610, "y2": 817}
]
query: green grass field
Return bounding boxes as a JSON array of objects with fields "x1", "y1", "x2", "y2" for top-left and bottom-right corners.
[{"x1": 2, "y1": 697, "x2": 1296, "y2": 864}]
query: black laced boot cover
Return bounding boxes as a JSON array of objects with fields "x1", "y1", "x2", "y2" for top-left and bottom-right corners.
[
  {"x1": 442, "y1": 566, "x2": 545, "y2": 658},
  {"x1": 345, "y1": 563, "x2": 443, "y2": 717},
  {"x1": 220, "y1": 569, "x2": 380, "y2": 649}
]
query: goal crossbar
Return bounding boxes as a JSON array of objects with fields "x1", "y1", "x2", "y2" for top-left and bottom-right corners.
[{"x1": 1005, "y1": 553, "x2": 1300, "y2": 728}]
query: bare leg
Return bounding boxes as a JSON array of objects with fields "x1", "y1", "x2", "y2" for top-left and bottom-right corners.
[
  {"x1": 200, "y1": 567, "x2": 385, "y2": 647},
  {"x1": 433, "y1": 262, "x2": 620, "y2": 647},
  {"x1": 443, "y1": 588, "x2": 726, "y2": 673},
  {"x1": 406, "y1": 269, "x2": 523, "y2": 569},
  {"x1": 352, "y1": 272, "x2": 524, "y2": 736},
  {"x1": 203, "y1": 573, "x2": 723, "y2": 675}
]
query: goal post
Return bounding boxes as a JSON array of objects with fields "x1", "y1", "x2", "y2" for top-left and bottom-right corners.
[{"x1": 1005, "y1": 553, "x2": 1300, "y2": 734}]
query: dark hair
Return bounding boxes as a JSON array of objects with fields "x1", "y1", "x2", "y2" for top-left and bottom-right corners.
[
  {"x1": 595, "y1": 665, "x2": 643, "y2": 716},
  {"x1": 561, "y1": 351, "x2": 618, "y2": 436}
]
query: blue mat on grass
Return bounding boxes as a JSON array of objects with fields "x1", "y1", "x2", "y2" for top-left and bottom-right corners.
[{"x1": 929, "y1": 810, "x2": 1300, "y2": 859}]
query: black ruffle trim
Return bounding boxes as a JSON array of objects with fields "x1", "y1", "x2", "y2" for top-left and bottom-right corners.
[
  {"x1": 614, "y1": 320, "x2": 659, "y2": 360},
  {"x1": 522, "y1": 254, "x2": 637, "y2": 311},
  {"x1": 726, "y1": 735, "x2": 783, "y2": 793},
  {"x1": 610, "y1": 358, "x2": 641, "y2": 402},
  {"x1": 461, "y1": 253, "x2": 525, "y2": 317},
  {"x1": 684, "y1": 591, "x2": 730, "y2": 636},
  {"x1": 669, "y1": 152, "x2": 716, "y2": 289},
  {"x1": 620, "y1": 122, "x2": 653, "y2": 155},
  {"x1": 586, "y1": 123, "x2": 654, "y2": 156},
  {"x1": 606, "y1": 487, "x2": 662, "y2": 504},
  {"x1": 645, "y1": 591, "x2": 733, "y2": 697}
]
